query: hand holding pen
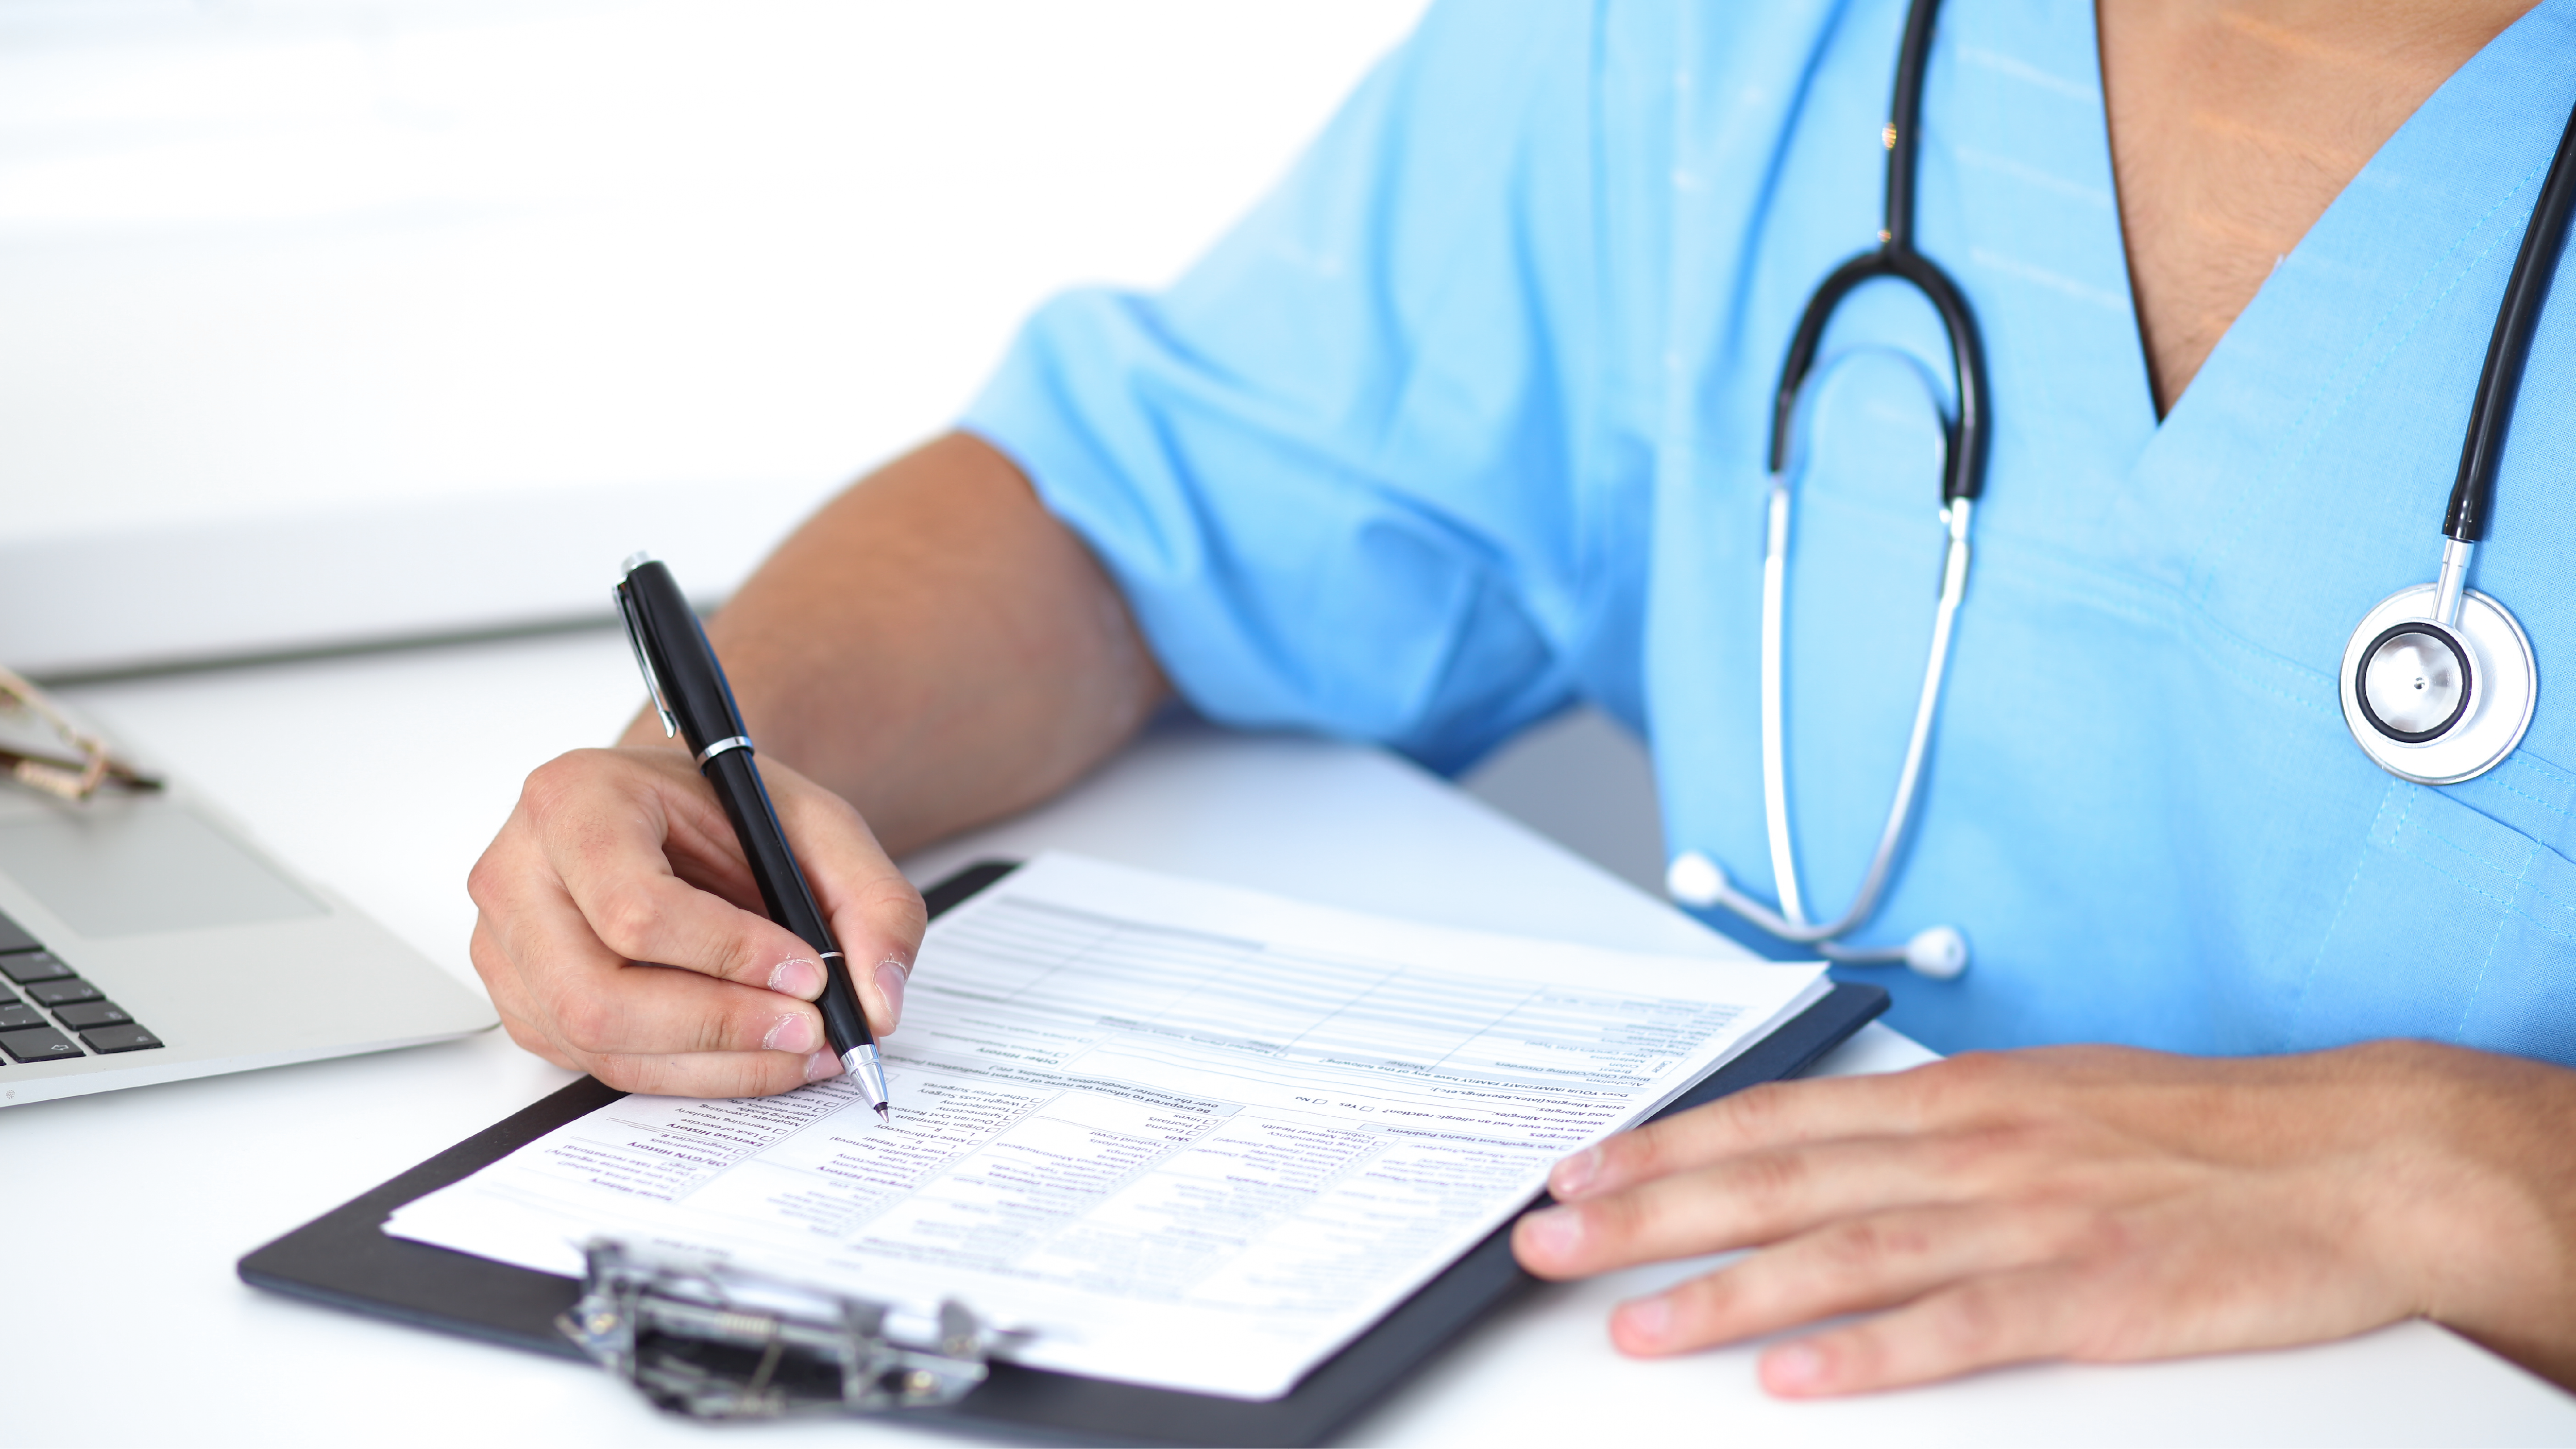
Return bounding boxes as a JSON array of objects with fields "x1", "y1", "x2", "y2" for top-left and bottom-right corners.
[
  {"x1": 462, "y1": 560, "x2": 923, "y2": 1105},
  {"x1": 613, "y1": 554, "x2": 899, "y2": 1119}
]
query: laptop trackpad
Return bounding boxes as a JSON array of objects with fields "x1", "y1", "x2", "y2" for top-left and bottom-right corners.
[{"x1": 0, "y1": 802, "x2": 324, "y2": 939}]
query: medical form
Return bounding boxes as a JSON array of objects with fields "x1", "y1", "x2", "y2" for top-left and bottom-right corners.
[{"x1": 388, "y1": 853, "x2": 1826, "y2": 1400}]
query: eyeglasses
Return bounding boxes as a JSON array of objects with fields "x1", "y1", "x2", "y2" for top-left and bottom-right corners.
[{"x1": 0, "y1": 664, "x2": 161, "y2": 803}]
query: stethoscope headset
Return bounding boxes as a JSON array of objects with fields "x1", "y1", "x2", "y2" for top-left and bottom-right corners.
[{"x1": 1666, "y1": 0, "x2": 2576, "y2": 979}]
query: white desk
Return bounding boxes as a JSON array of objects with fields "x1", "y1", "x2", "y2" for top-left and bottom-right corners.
[{"x1": 11, "y1": 628, "x2": 2573, "y2": 1446}]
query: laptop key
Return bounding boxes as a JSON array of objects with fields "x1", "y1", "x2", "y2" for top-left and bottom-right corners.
[
  {"x1": 53, "y1": 1001, "x2": 133, "y2": 1031},
  {"x1": 0, "y1": 1027, "x2": 81, "y2": 1063},
  {"x1": 0, "y1": 1003, "x2": 44, "y2": 1031},
  {"x1": 1, "y1": 951, "x2": 74, "y2": 985},
  {"x1": 80, "y1": 1024, "x2": 161, "y2": 1054},
  {"x1": 0, "y1": 912, "x2": 37, "y2": 955},
  {"x1": 26, "y1": 978, "x2": 101, "y2": 1008}
]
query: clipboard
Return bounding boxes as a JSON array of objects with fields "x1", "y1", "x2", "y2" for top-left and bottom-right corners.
[{"x1": 240, "y1": 860, "x2": 1888, "y2": 1446}]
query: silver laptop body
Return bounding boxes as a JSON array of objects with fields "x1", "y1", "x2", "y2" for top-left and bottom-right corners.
[{"x1": 0, "y1": 780, "x2": 496, "y2": 1106}]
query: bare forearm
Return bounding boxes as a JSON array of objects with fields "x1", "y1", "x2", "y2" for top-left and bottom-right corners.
[{"x1": 618, "y1": 431, "x2": 1166, "y2": 856}]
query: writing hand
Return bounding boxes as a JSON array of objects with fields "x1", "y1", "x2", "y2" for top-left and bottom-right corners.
[
  {"x1": 1512, "y1": 1042, "x2": 2576, "y2": 1394},
  {"x1": 466, "y1": 746, "x2": 924, "y2": 1098}
]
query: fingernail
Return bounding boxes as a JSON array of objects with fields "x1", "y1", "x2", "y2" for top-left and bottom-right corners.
[
  {"x1": 1519, "y1": 1205, "x2": 1581, "y2": 1258},
  {"x1": 1551, "y1": 1145, "x2": 1602, "y2": 1197},
  {"x1": 763, "y1": 1014, "x2": 818, "y2": 1054},
  {"x1": 769, "y1": 958, "x2": 825, "y2": 998},
  {"x1": 1765, "y1": 1341, "x2": 1827, "y2": 1392},
  {"x1": 874, "y1": 959, "x2": 907, "y2": 1028},
  {"x1": 804, "y1": 1048, "x2": 842, "y2": 1083},
  {"x1": 1616, "y1": 1295, "x2": 1672, "y2": 1346}
]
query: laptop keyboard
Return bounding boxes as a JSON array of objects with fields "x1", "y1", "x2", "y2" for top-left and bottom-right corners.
[{"x1": 0, "y1": 914, "x2": 163, "y2": 1065}]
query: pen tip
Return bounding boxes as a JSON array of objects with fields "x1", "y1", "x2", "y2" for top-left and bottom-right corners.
[{"x1": 875, "y1": 1103, "x2": 892, "y2": 1123}]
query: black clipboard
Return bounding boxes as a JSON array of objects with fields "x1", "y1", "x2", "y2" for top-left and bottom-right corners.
[{"x1": 241, "y1": 860, "x2": 1888, "y2": 1446}]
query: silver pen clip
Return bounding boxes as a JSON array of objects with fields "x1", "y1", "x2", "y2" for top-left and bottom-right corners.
[{"x1": 616, "y1": 554, "x2": 679, "y2": 740}]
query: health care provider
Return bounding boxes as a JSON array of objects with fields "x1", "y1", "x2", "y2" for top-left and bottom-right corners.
[{"x1": 465, "y1": 0, "x2": 2576, "y2": 1396}]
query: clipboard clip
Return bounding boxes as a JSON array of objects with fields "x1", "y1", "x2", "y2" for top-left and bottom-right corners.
[{"x1": 557, "y1": 1239, "x2": 1007, "y2": 1421}]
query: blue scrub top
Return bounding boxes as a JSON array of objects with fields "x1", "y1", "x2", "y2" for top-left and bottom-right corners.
[{"x1": 962, "y1": 0, "x2": 2576, "y2": 1063}]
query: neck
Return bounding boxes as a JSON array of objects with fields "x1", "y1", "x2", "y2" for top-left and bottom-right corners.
[{"x1": 2096, "y1": 0, "x2": 2541, "y2": 415}]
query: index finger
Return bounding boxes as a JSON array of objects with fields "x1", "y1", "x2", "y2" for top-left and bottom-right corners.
[
  {"x1": 525, "y1": 748, "x2": 832, "y2": 995},
  {"x1": 1549, "y1": 1054, "x2": 2014, "y2": 1201}
]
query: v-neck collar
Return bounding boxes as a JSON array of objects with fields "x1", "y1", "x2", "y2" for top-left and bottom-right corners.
[{"x1": 2096, "y1": 0, "x2": 2576, "y2": 604}]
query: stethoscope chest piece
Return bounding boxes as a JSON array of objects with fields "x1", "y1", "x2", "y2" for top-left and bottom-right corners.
[
  {"x1": 2340, "y1": 584, "x2": 2535, "y2": 785},
  {"x1": 2325, "y1": 44, "x2": 2576, "y2": 790}
]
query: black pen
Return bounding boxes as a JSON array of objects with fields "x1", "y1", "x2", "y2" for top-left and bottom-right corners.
[{"x1": 614, "y1": 554, "x2": 891, "y2": 1122}]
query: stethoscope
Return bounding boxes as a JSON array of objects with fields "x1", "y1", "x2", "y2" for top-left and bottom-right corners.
[{"x1": 1666, "y1": 0, "x2": 2576, "y2": 979}]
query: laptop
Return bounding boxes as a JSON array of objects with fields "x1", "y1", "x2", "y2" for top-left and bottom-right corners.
[{"x1": 0, "y1": 778, "x2": 497, "y2": 1107}]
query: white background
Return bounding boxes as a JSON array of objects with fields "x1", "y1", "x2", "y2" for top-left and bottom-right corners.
[
  {"x1": 0, "y1": 0, "x2": 1672, "y2": 896},
  {"x1": 0, "y1": 0, "x2": 1426, "y2": 673}
]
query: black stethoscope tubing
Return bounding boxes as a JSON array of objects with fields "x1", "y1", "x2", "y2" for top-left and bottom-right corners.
[
  {"x1": 1768, "y1": 0, "x2": 1989, "y2": 507},
  {"x1": 2451, "y1": 76, "x2": 2576, "y2": 544}
]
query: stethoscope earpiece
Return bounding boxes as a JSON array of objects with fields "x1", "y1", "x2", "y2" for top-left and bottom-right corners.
[
  {"x1": 1664, "y1": 849, "x2": 1726, "y2": 909},
  {"x1": 1898, "y1": 924, "x2": 1968, "y2": 980},
  {"x1": 1666, "y1": 851, "x2": 1970, "y2": 980}
]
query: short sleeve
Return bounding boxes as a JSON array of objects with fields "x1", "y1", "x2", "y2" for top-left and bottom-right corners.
[{"x1": 961, "y1": 0, "x2": 1616, "y2": 775}]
